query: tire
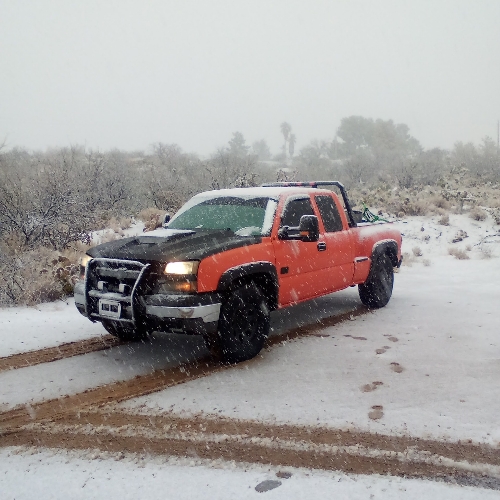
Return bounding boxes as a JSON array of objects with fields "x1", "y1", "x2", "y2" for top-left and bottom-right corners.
[
  {"x1": 207, "y1": 282, "x2": 270, "y2": 364},
  {"x1": 358, "y1": 254, "x2": 394, "y2": 308},
  {"x1": 101, "y1": 320, "x2": 149, "y2": 342}
]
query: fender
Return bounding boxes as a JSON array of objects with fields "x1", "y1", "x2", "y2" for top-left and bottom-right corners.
[
  {"x1": 217, "y1": 261, "x2": 279, "y2": 291},
  {"x1": 371, "y1": 239, "x2": 400, "y2": 267},
  {"x1": 217, "y1": 261, "x2": 279, "y2": 310}
]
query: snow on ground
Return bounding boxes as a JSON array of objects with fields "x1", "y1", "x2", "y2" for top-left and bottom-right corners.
[
  {"x1": 117, "y1": 213, "x2": 500, "y2": 445},
  {"x1": 0, "y1": 299, "x2": 104, "y2": 358},
  {"x1": 0, "y1": 293, "x2": 358, "y2": 410},
  {"x1": 119, "y1": 256, "x2": 500, "y2": 446},
  {"x1": 2, "y1": 446, "x2": 498, "y2": 500},
  {"x1": 1, "y1": 213, "x2": 499, "y2": 497}
]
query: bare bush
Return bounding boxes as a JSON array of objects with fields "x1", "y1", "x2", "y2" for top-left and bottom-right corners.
[
  {"x1": 438, "y1": 214, "x2": 450, "y2": 226},
  {"x1": 448, "y1": 247, "x2": 470, "y2": 260},
  {"x1": 412, "y1": 246, "x2": 423, "y2": 257},
  {"x1": 469, "y1": 207, "x2": 487, "y2": 221}
]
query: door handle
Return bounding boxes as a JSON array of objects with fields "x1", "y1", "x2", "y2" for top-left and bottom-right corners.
[{"x1": 317, "y1": 242, "x2": 327, "y2": 251}]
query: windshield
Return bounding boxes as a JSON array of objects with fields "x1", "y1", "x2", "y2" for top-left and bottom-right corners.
[{"x1": 168, "y1": 195, "x2": 278, "y2": 236}]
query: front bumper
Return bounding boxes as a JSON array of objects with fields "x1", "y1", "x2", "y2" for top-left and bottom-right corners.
[{"x1": 74, "y1": 279, "x2": 221, "y2": 336}]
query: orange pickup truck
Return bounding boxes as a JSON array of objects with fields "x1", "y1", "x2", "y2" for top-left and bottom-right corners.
[{"x1": 75, "y1": 181, "x2": 402, "y2": 363}]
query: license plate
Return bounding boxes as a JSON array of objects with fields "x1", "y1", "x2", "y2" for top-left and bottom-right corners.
[{"x1": 98, "y1": 299, "x2": 121, "y2": 319}]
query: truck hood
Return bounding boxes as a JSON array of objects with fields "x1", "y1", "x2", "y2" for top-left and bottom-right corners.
[{"x1": 87, "y1": 228, "x2": 262, "y2": 264}]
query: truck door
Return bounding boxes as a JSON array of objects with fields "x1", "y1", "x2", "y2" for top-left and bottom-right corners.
[
  {"x1": 313, "y1": 194, "x2": 355, "y2": 291},
  {"x1": 272, "y1": 195, "x2": 330, "y2": 305}
]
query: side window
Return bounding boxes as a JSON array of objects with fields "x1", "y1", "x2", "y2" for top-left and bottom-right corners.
[
  {"x1": 280, "y1": 198, "x2": 315, "y2": 227},
  {"x1": 315, "y1": 195, "x2": 343, "y2": 232}
]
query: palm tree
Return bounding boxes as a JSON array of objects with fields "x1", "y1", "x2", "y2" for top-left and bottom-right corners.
[
  {"x1": 280, "y1": 122, "x2": 292, "y2": 159},
  {"x1": 288, "y1": 133, "x2": 296, "y2": 158}
]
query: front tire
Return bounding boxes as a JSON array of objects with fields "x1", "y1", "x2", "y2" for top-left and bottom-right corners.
[
  {"x1": 208, "y1": 282, "x2": 270, "y2": 364},
  {"x1": 101, "y1": 320, "x2": 149, "y2": 342},
  {"x1": 359, "y1": 254, "x2": 394, "y2": 308}
]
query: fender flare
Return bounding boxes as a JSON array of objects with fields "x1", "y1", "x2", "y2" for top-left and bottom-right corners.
[
  {"x1": 371, "y1": 239, "x2": 399, "y2": 268},
  {"x1": 217, "y1": 261, "x2": 279, "y2": 291},
  {"x1": 217, "y1": 261, "x2": 279, "y2": 310}
]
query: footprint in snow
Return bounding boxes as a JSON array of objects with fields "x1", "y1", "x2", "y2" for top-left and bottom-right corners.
[
  {"x1": 361, "y1": 381, "x2": 384, "y2": 393},
  {"x1": 390, "y1": 362, "x2": 404, "y2": 373},
  {"x1": 368, "y1": 405, "x2": 384, "y2": 420}
]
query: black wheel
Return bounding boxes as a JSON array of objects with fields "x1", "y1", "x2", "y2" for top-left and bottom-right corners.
[
  {"x1": 101, "y1": 320, "x2": 149, "y2": 342},
  {"x1": 358, "y1": 254, "x2": 394, "y2": 308},
  {"x1": 207, "y1": 282, "x2": 270, "y2": 364}
]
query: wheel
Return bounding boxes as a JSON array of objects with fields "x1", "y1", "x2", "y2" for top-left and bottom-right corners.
[
  {"x1": 101, "y1": 320, "x2": 149, "y2": 342},
  {"x1": 358, "y1": 254, "x2": 394, "y2": 308},
  {"x1": 207, "y1": 282, "x2": 270, "y2": 363}
]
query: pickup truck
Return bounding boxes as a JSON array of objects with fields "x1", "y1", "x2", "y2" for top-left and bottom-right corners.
[{"x1": 75, "y1": 181, "x2": 402, "y2": 363}]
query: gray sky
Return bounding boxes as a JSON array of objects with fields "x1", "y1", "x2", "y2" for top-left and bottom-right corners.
[{"x1": 1, "y1": 0, "x2": 499, "y2": 155}]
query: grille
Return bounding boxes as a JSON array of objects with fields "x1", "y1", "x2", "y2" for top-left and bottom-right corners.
[{"x1": 85, "y1": 258, "x2": 149, "y2": 322}]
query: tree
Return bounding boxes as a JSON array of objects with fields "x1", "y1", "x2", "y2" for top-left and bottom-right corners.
[
  {"x1": 228, "y1": 132, "x2": 249, "y2": 158},
  {"x1": 252, "y1": 139, "x2": 271, "y2": 161},
  {"x1": 288, "y1": 134, "x2": 296, "y2": 157},
  {"x1": 280, "y1": 122, "x2": 292, "y2": 159}
]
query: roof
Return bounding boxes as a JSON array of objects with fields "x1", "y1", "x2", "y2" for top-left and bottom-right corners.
[{"x1": 194, "y1": 186, "x2": 333, "y2": 200}]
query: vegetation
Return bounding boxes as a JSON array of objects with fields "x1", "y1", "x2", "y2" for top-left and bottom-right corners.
[{"x1": 1, "y1": 117, "x2": 499, "y2": 305}]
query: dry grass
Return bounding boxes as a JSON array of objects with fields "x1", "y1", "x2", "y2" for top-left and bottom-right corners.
[
  {"x1": 412, "y1": 246, "x2": 423, "y2": 257},
  {"x1": 469, "y1": 207, "x2": 488, "y2": 221},
  {"x1": 448, "y1": 247, "x2": 470, "y2": 260},
  {"x1": 438, "y1": 214, "x2": 450, "y2": 226}
]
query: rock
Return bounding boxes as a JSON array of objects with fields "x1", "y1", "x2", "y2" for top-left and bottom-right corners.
[
  {"x1": 452, "y1": 230, "x2": 468, "y2": 243},
  {"x1": 276, "y1": 471, "x2": 292, "y2": 479},
  {"x1": 255, "y1": 480, "x2": 282, "y2": 492}
]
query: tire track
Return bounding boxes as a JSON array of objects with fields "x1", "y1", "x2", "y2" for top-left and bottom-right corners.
[
  {"x1": 0, "y1": 307, "x2": 368, "y2": 431},
  {"x1": 0, "y1": 305, "x2": 368, "y2": 374},
  {"x1": 0, "y1": 335, "x2": 122, "y2": 373},
  {"x1": 3, "y1": 410, "x2": 500, "y2": 487}
]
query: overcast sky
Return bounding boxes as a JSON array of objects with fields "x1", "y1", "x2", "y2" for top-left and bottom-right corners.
[{"x1": 1, "y1": 0, "x2": 499, "y2": 155}]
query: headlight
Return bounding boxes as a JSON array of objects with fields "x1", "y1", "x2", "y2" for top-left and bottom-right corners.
[
  {"x1": 80, "y1": 254, "x2": 92, "y2": 267},
  {"x1": 164, "y1": 261, "x2": 199, "y2": 275},
  {"x1": 79, "y1": 254, "x2": 92, "y2": 280}
]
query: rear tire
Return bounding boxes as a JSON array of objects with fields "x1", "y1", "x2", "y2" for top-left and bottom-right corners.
[
  {"x1": 207, "y1": 282, "x2": 270, "y2": 364},
  {"x1": 101, "y1": 320, "x2": 149, "y2": 342},
  {"x1": 358, "y1": 254, "x2": 394, "y2": 308}
]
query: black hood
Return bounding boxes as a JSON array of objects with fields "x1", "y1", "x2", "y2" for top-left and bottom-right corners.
[{"x1": 87, "y1": 229, "x2": 262, "y2": 264}]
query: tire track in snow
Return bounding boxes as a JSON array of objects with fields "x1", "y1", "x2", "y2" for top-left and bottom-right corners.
[
  {"x1": 0, "y1": 335, "x2": 122, "y2": 373},
  {"x1": 0, "y1": 307, "x2": 368, "y2": 430},
  {"x1": 4, "y1": 410, "x2": 500, "y2": 488}
]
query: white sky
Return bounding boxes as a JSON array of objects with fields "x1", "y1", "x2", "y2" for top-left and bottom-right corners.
[{"x1": 1, "y1": 0, "x2": 499, "y2": 155}]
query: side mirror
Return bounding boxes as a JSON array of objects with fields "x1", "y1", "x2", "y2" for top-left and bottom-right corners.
[
  {"x1": 162, "y1": 213, "x2": 171, "y2": 228},
  {"x1": 299, "y1": 215, "x2": 319, "y2": 242}
]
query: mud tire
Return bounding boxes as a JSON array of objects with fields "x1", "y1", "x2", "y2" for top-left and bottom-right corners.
[
  {"x1": 101, "y1": 320, "x2": 149, "y2": 342},
  {"x1": 208, "y1": 282, "x2": 270, "y2": 364},
  {"x1": 358, "y1": 254, "x2": 394, "y2": 308}
]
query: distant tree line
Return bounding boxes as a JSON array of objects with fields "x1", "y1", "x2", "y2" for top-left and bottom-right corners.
[{"x1": 1, "y1": 116, "x2": 499, "y2": 254}]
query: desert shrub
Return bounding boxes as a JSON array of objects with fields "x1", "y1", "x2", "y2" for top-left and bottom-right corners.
[
  {"x1": 469, "y1": 207, "x2": 487, "y2": 221},
  {"x1": 137, "y1": 207, "x2": 165, "y2": 224},
  {"x1": 480, "y1": 246, "x2": 493, "y2": 259},
  {"x1": 401, "y1": 251, "x2": 415, "y2": 266},
  {"x1": 438, "y1": 214, "x2": 450, "y2": 226},
  {"x1": 0, "y1": 246, "x2": 80, "y2": 305},
  {"x1": 448, "y1": 247, "x2": 470, "y2": 260},
  {"x1": 430, "y1": 196, "x2": 450, "y2": 210},
  {"x1": 412, "y1": 246, "x2": 423, "y2": 257},
  {"x1": 423, "y1": 259, "x2": 431, "y2": 266}
]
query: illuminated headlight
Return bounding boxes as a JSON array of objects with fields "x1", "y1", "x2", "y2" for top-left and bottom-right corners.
[
  {"x1": 159, "y1": 261, "x2": 199, "y2": 293},
  {"x1": 79, "y1": 254, "x2": 92, "y2": 279},
  {"x1": 164, "y1": 261, "x2": 199, "y2": 275}
]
